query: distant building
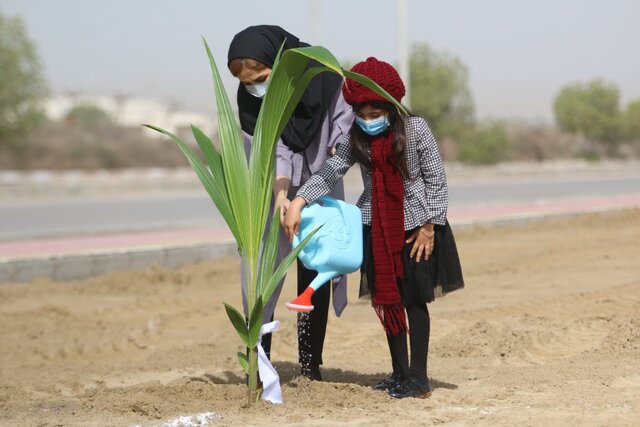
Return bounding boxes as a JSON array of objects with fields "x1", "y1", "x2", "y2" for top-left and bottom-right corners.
[{"x1": 44, "y1": 94, "x2": 218, "y2": 139}]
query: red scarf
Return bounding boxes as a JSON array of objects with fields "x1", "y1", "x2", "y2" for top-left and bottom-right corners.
[{"x1": 370, "y1": 132, "x2": 407, "y2": 336}]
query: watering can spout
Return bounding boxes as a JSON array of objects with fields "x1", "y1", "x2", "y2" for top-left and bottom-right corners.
[
  {"x1": 309, "y1": 270, "x2": 337, "y2": 292},
  {"x1": 285, "y1": 270, "x2": 340, "y2": 312}
]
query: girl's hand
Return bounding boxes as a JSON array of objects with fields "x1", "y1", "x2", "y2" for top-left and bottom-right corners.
[
  {"x1": 406, "y1": 223, "x2": 435, "y2": 262},
  {"x1": 283, "y1": 197, "x2": 307, "y2": 242}
]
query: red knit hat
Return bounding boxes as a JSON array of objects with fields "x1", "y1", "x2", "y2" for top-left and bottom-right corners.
[{"x1": 342, "y1": 57, "x2": 405, "y2": 105}]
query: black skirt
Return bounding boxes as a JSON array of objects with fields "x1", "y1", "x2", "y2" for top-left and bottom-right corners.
[{"x1": 360, "y1": 221, "x2": 465, "y2": 305}]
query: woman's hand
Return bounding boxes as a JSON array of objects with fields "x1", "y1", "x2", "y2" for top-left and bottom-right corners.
[
  {"x1": 406, "y1": 223, "x2": 435, "y2": 262},
  {"x1": 275, "y1": 191, "x2": 291, "y2": 226},
  {"x1": 283, "y1": 197, "x2": 307, "y2": 242},
  {"x1": 274, "y1": 176, "x2": 291, "y2": 226}
]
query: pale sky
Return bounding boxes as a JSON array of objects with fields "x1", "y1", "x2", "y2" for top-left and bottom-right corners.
[{"x1": 2, "y1": 0, "x2": 639, "y2": 122}]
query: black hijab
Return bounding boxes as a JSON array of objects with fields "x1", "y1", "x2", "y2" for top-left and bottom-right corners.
[{"x1": 227, "y1": 25, "x2": 342, "y2": 153}]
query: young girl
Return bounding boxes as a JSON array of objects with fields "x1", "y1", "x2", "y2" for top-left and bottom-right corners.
[
  {"x1": 283, "y1": 57, "x2": 464, "y2": 399},
  {"x1": 227, "y1": 25, "x2": 354, "y2": 381}
]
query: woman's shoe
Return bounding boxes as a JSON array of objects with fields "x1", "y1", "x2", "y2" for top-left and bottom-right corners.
[
  {"x1": 388, "y1": 377, "x2": 432, "y2": 399},
  {"x1": 373, "y1": 372, "x2": 404, "y2": 391}
]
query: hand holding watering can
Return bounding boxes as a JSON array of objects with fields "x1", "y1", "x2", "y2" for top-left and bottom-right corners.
[{"x1": 284, "y1": 196, "x2": 363, "y2": 312}]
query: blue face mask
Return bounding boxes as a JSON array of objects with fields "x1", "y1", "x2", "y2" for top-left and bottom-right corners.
[
  {"x1": 245, "y1": 81, "x2": 268, "y2": 98},
  {"x1": 355, "y1": 115, "x2": 390, "y2": 136}
]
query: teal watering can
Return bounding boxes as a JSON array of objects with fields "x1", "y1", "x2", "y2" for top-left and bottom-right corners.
[{"x1": 286, "y1": 196, "x2": 363, "y2": 312}]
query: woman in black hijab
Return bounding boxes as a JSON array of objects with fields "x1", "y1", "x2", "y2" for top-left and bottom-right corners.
[
  {"x1": 228, "y1": 25, "x2": 354, "y2": 381},
  {"x1": 228, "y1": 25, "x2": 342, "y2": 153}
]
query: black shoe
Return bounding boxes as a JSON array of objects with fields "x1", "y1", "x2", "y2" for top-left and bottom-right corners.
[
  {"x1": 388, "y1": 377, "x2": 432, "y2": 399},
  {"x1": 373, "y1": 372, "x2": 404, "y2": 391},
  {"x1": 301, "y1": 364, "x2": 322, "y2": 381}
]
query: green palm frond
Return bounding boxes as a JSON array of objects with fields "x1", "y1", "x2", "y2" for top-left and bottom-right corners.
[{"x1": 202, "y1": 39, "x2": 253, "y2": 256}]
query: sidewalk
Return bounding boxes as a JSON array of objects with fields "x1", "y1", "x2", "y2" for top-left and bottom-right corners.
[{"x1": 2, "y1": 193, "x2": 639, "y2": 283}]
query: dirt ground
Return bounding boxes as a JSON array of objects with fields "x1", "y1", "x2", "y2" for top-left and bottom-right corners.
[{"x1": 1, "y1": 209, "x2": 639, "y2": 426}]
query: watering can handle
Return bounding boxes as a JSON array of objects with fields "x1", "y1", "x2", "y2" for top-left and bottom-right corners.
[
  {"x1": 292, "y1": 196, "x2": 340, "y2": 249},
  {"x1": 318, "y1": 196, "x2": 348, "y2": 219},
  {"x1": 292, "y1": 198, "x2": 325, "y2": 248}
]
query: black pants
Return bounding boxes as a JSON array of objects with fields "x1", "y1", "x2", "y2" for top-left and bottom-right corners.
[
  {"x1": 386, "y1": 303, "x2": 430, "y2": 382},
  {"x1": 297, "y1": 259, "x2": 330, "y2": 369},
  {"x1": 260, "y1": 259, "x2": 330, "y2": 368}
]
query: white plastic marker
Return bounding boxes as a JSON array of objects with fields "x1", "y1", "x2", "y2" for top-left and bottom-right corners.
[{"x1": 257, "y1": 321, "x2": 282, "y2": 403}]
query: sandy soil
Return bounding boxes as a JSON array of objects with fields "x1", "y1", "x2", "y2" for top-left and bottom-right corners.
[{"x1": 1, "y1": 209, "x2": 639, "y2": 426}]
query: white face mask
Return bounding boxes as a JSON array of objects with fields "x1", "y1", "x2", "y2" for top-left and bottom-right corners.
[{"x1": 245, "y1": 81, "x2": 268, "y2": 98}]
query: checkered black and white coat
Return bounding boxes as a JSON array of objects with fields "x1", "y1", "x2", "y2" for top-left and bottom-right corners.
[{"x1": 297, "y1": 116, "x2": 448, "y2": 230}]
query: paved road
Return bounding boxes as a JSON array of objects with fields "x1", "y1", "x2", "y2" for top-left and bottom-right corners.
[
  {"x1": 448, "y1": 175, "x2": 640, "y2": 205},
  {"x1": 2, "y1": 174, "x2": 640, "y2": 241}
]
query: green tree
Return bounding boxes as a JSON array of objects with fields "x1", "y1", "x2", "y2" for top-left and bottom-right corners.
[
  {"x1": 409, "y1": 43, "x2": 474, "y2": 141},
  {"x1": 0, "y1": 13, "x2": 48, "y2": 154},
  {"x1": 66, "y1": 105, "x2": 111, "y2": 130},
  {"x1": 553, "y1": 79, "x2": 622, "y2": 144},
  {"x1": 457, "y1": 121, "x2": 510, "y2": 165},
  {"x1": 623, "y1": 100, "x2": 640, "y2": 140}
]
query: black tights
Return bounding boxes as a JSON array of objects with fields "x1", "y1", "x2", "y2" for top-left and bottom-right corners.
[
  {"x1": 260, "y1": 259, "x2": 330, "y2": 369},
  {"x1": 296, "y1": 259, "x2": 330, "y2": 370},
  {"x1": 386, "y1": 303, "x2": 431, "y2": 382}
]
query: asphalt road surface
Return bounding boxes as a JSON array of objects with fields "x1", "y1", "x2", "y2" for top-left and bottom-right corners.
[{"x1": 2, "y1": 174, "x2": 639, "y2": 241}]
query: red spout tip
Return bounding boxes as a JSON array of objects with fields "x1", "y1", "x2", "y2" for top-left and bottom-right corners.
[{"x1": 286, "y1": 287, "x2": 315, "y2": 312}]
